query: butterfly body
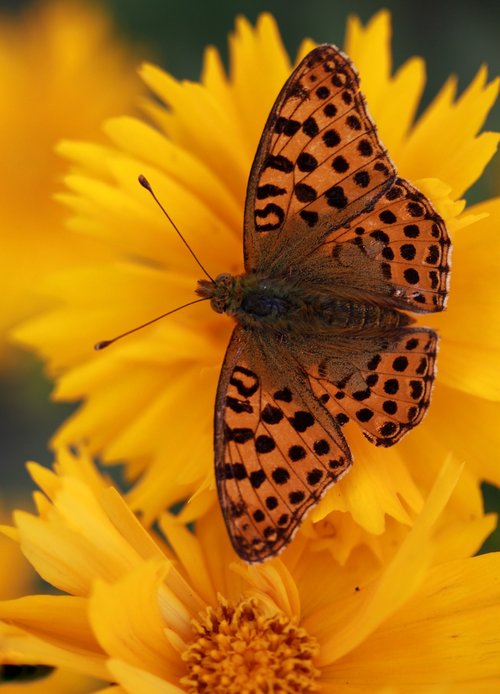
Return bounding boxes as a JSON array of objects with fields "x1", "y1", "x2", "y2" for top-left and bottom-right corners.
[
  {"x1": 202, "y1": 45, "x2": 451, "y2": 562},
  {"x1": 197, "y1": 272, "x2": 412, "y2": 335}
]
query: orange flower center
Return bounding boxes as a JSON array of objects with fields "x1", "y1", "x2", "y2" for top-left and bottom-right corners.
[{"x1": 181, "y1": 597, "x2": 320, "y2": 693}]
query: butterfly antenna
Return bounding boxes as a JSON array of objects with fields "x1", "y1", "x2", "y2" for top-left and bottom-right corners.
[
  {"x1": 94, "y1": 297, "x2": 209, "y2": 350},
  {"x1": 138, "y1": 174, "x2": 215, "y2": 282}
]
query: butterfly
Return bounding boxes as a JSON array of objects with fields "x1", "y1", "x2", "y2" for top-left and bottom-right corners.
[{"x1": 196, "y1": 45, "x2": 451, "y2": 563}]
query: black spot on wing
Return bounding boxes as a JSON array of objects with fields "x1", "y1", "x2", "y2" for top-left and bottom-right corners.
[{"x1": 230, "y1": 366, "x2": 259, "y2": 397}]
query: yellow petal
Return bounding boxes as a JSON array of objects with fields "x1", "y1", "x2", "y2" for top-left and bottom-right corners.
[
  {"x1": 316, "y1": 457, "x2": 462, "y2": 663},
  {"x1": 400, "y1": 69, "x2": 499, "y2": 197},
  {"x1": 12, "y1": 465, "x2": 165, "y2": 596},
  {"x1": 0, "y1": 612, "x2": 107, "y2": 680},
  {"x1": 106, "y1": 659, "x2": 185, "y2": 694},
  {"x1": 345, "y1": 11, "x2": 426, "y2": 155},
  {"x1": 432, "y1": 199, "x2": 500, "y2": 399},
  {"x1": 328, "y1": 554, "x2": 500, "y2": 687},
  {"x1": 314, "y1": 426, "x2": 422, "y2": 533},
  {"x1": 413, "y1": 384, "x2": 500, "y2": 487},
  {"x1": 0, "y1": 595, "x2": 98, "y2": 654},
  {"x1": 158, "y1": 513, "x2": 216, "y2": 606},
  {"x1": 89, "y1": 561, "x2": 184, "y2": 681}
]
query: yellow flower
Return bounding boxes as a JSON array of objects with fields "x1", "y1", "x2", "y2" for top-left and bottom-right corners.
[
  {"x1": 0, "y1": 0, "x2": 141, "y2": 360},
  {"x1": 14, "y1": 12, "x2": 500, "y2": 550},
  {"x1": 0, "y1": 451, "x2": 498, "y2": 691}
]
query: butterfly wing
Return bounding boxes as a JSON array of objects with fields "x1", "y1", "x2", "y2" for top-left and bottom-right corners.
[
  {"x1": 292, "y1": 175, "x2": 450, "y2": 445},
  {"x1": 242, "y1": 43, "x2": 450, "y2": 312},
  {"x1": 315, "y1": 177, "x2": 451, "y2": 313},
  {"x1": 215, "y1": 327, "x2": 351, "y2": 562},
  {"x1": 218, "y1": 44, "x2": 451, "y2": 559},
  {"x1": 243, "y1": 44, "x2": 397, "y2": 272},
  {"x1": 293, "y1": 327, "x2": 438, "y2": 447}
]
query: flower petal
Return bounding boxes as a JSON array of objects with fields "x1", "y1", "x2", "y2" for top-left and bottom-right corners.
[
  {"x1": 106, "y1": 659, "x2": 184, "y2": 694},
  {"x1": 345, "y1": 11, "x2": 426, "y2": 155},
  {"x1": 327, "y1": 554, "x2": 500, "y2": 687},
  {"x1": 432, "y1": 199, "x2": 500, "y2": 400},
  {"x1": 89, "y1": 562, "x2": 184, "y2": 681},
  {"x1": 399, "y1": 69, "x2": 499, "y2": 197},
  {"x1": 315, "y1": 457, "x2": 462, "y2": 663}
]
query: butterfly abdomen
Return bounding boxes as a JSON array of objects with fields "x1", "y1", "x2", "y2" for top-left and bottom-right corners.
[{"x1": 198, "y1": 273, "x2": 411, "y2": 334}]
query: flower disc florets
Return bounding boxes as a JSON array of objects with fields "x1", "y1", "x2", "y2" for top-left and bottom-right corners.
[{"x1": 181, "y1": 597, "x2": 321, "y2": 693}]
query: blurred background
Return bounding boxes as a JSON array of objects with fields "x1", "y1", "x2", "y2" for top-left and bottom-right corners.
[{"x1": 0, "y1": 0, "x2": 498, "y2": 548}]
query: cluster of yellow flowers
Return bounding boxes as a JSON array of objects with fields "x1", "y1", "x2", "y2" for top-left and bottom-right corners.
[{"x1": 1, "y1": 2, "x2": 500, "y2": 691}]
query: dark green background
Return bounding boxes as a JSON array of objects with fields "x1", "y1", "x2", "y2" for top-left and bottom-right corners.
[{"x1": 1, "y1": 0, "x2": 499, "y2": 549}]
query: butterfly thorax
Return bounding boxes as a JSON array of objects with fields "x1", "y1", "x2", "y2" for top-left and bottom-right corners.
[{"x1": 197, "y1": 273, "x2": 412, "y2": 335}]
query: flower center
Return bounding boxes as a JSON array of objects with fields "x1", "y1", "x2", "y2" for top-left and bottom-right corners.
[{"x1": 181, "y1": 597, "x2": 321, "y2": 693}]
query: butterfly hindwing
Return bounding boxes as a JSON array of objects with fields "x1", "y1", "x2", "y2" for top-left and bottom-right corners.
[
  {"x1": 244, "y1": 44, "x2": 397, "y2": 272},
  {"x1": 215, "y1": 327, "x2": 352, "y2": 562},
  {"x1": 304, "y1": 328, "x2": 438, "y2": 446}
]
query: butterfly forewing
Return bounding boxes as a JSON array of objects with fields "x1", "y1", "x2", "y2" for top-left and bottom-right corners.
[
  {"x1": 244, "y1": 45, "x2": 396, "y2": 272},
  {"x1": 215, "y1": 328, "x2": 351, "y2": 562},
  {"x1": 317, "y1": 178, "x2": 451, "y2": 312}
]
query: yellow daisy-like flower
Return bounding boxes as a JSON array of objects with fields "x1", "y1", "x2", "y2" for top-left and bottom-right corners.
[
  {"x1": 0, "y1": 450, "x2": 498, "y2": 691},
  {"x1": 15, "y1": 12, "x2": 500, "y2": 548},
  {"x1": 0, "y1": 0, "x2": 141, "y2": 359}
]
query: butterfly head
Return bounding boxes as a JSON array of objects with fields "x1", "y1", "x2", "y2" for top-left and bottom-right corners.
[{"x1": 196, "y1": 273, "x2": 239, "y2": 314}]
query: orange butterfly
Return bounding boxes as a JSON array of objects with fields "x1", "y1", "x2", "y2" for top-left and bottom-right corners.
[{"x1": 196, "y1": 45, "x2": 451, "y2": 563}]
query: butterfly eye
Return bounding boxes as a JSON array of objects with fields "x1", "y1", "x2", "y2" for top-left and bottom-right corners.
[
  {"x1": 215, "y1": 272, "x2": 234, "y2": 286},
  {"x1": 211, "y1": 296, "x2": 227, "y2": 314}
]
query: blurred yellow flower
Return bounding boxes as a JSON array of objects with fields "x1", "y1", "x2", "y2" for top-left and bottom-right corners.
[
  {"x1": 0, "y1": 451, "x2": 498, "y2": 691},
  {"x1": 14, "y1": 12, "x2": 500, "y2": 553},
  {"x1": 0, "y1": 0, "x2": 142, "y2": 360}
]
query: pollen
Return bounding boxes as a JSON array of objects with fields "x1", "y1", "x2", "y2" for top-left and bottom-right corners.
[{"x1": 181, "y1": 597, "x2": 321, "y2": 693}]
